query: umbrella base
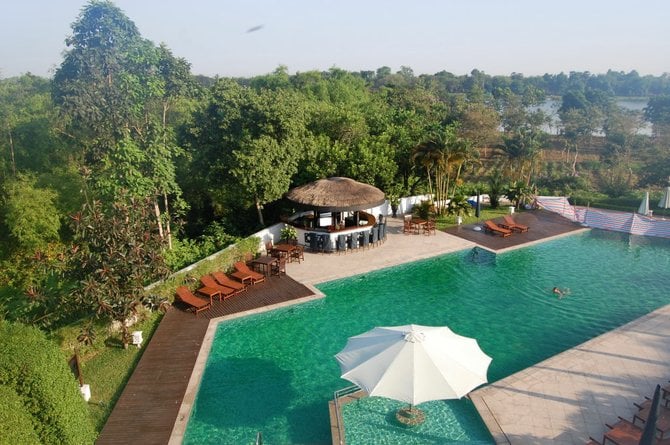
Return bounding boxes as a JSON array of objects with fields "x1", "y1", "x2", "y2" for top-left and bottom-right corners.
[{"x1": 395, "y1": 407, "x2": 425, "y2": 426}]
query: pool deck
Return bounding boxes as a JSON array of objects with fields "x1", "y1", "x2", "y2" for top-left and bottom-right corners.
[
  {"x1": 470, "y1": 305, "x2": 670, "y2": 445},
  {"x1": 98, "y1": 210, "x2": 669, "y2": 445}
]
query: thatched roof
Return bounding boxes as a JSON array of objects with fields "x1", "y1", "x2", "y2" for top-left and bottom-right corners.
[{"x1": 285, "y1": 177, "x2": 386, "y2": 212}]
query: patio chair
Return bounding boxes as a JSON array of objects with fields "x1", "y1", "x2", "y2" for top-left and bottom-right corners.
[
  {"x1": 483, "y1": 220, "x2": 512, "y2": 237},
  {"x1": 232, "y1": 261, "x2": 266, "y2": 284},
  {"x1": 423, "y1": 220, "x2": 436, "y2": 236},
  {"x1": 501, "y1": 215, "x2": 529, "y2": 233},
  {"x1": 200, "y1": 275, "x2": 235, "y2": 300},
  {"x1": 403, "y1": 215, "x2": 413, "y2": 234},
  {"x1": 265, "y1": 241, "x2": 279, "y2": 257},
  {"x1": 272, "y1": 257, "x2": 287, "y2": 276},
  {"x1": 212, "y1": 271, "x2": 247, "y2": 293},
  {"x1": 359, "y1": 231, "x2": 370, "y2": 249},
  {"x1": 308, "y1": 233, "x2": 319, "y2": 252},
  {"x1": 290, "y1": 244, "x2": 304, "y2": 263},
  {"x1": 348, "y1": 233, "x2": 358, "y2": 252},
  {"x1": 379, "y1": 223, "x2": 386, "y2": 242},
  {"x1": 337, "y1": 234, "x2": 348, "y2": 254},
  {"x1": 370, "y1": 225, "x2": 379, "y2": 246},
  {"x1": 175, "y1": 286, "x2": 211, "y2": 315}
]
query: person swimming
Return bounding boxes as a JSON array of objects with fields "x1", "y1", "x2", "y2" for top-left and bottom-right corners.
[{"x1": 552, "y1": 287, "x2": 570, "y2": 299}]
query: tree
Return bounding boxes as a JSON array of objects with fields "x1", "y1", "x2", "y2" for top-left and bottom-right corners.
[
  {"x1": 67, "y1": 195, "x2": 169, "y2": 347},
  {"x1": 498, "y1": 127, "x2": 543, "y2": 185},
  {"x1": 0, "y1": 74, "x2": 59, "y2": 179},
  {"x1": 53, "y1": 1, "x2": 189, "y2": 247},
  {"x1": 413, "y1": 124, "x2": 472, "y2": 214},
  {"x1": 3, "y1": 175, "x2": 61, "y2": 251},
  {"x1": 53, "y1": 0, "x2": 148, "y2": 155},
  {"x1": 644, "y1": 95, "x2": 670, "y2": 142},
  {"x1": 230, "y1": 135, "x2": 298, "y2": 227}
]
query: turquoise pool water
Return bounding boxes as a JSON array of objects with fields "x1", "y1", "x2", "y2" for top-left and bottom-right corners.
[{"x1": 183, "y1": 230, "x2": 670, "y2": 445}]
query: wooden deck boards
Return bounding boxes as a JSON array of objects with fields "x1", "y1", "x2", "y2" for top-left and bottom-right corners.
[
  {"x1": 96, "y1": 274, "x2": 315, "y2": 444},
  {"x1": 443, "y1": 209, "x2": 586, "y2": 251}
]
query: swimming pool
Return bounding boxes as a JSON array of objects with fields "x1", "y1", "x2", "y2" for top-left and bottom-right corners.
[{"x1": 183, "y1": 230, "x2": 670, "y2": 444}]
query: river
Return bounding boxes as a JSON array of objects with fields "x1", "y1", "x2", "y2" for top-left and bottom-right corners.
[{"x1": 529, "y1": 97, "x2": 651, "y2": 136}]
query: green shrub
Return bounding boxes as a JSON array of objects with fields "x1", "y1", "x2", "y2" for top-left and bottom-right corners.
[
  {"x1": 0, "y1": 386, "x2": 41, "y2": 444},
  {"x1": 412, "y1": 199, "x2": 434, "y2": 219},
  {"x1": 0, "y1": 321, "x2": 96, "y2": 444},
  {"x1": 148, "y1": 235, "x2": 261, "y2": 301}
]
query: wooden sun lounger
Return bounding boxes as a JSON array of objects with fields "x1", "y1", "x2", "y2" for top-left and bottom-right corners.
[
  {"x1": 212, "y1": 271, "x2": 247, "y2": 294},
  {"x1": 200, "y1": 275, "x2": 236, "y2": 300},
  {"x1": 501, "y1": 214, "x2": 529, "y2": 232},
  {"x1": 483, "y1": 220, "x2": 512, "y2": 237},
  {"x1": 232, "y1": 261, "x2": 266, "y2": 284},
  {"x1": 175, "y1": 286, "x2": 211, "y2": 315},
  {"x1": 603, "y1": 416, "x2": 670, "y2": 445}
]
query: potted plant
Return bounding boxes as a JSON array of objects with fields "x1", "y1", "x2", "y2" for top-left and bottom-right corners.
[
  {"x1": 386, "y1": 185, "x2": 403, "y2": 218},
  {"x1": 389, "y1": 194, "x2": 400, "y2": 217},
  {"x1": 280, "y1": 225, "x2": 298, "y2": 243},
  {"x1": 447, "y1": 194, "x2": 473, "y2": 225}
]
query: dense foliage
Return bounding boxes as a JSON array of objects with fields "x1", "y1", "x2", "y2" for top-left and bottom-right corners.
[{"x1": 0, "y1": 321, "x2": 96, "y2": 444}]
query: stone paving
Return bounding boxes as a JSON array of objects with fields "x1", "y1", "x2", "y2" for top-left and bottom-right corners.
[
  {"x1": 285, "y1": 215, "x2": 475, "y2": 285},
  {"x1": 470, "y1": 305, "x2": 670, "y2": 445}
]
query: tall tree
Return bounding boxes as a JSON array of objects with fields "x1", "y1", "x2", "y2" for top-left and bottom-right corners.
[
  {"x1": 67, "y1": 195, "x2": 169, "y2": 347},
  {"x1": 53, "y1": 0, "x2": 148, "y2": 157},
  {"x1": 413, "y1": 124, "x2": 471, "y2": 214},
  {"x1": 498, "y1": 127, "x2": 543, "y2": 185},
  {"x1": 53, "y1": 1, "x2": 189, "y2": 246}
]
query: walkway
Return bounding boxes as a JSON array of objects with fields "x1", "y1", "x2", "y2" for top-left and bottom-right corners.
[{"x1": 470, "y1": 305, "x2": 670, "y2": 445}]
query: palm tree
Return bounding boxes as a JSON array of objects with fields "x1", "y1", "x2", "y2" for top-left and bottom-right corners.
[
  {"x1": 413, "y1": 124, "x2": 476, "y2": 214},
  {"x1": 498, "y1": 127, "x2": 543, "y2": 186}
]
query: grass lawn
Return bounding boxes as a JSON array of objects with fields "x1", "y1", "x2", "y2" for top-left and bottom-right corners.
[
  {"x1": 434, "y1": 206, "x2": 512, "y2": 229},
  {"x1": 52, "y1": 311, "x2": 164, "y2": 432}
]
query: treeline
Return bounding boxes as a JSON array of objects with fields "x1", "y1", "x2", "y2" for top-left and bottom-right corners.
[{"x1": 1, "y1": 0, "x2": 670, "y2": 335}]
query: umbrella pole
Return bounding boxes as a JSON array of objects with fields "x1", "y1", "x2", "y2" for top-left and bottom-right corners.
[{"x1": 396, "y1": 404, "x2": 425, "y2": 427}]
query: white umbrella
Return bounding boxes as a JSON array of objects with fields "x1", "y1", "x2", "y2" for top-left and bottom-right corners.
[
  {"x1": 638, "y1": 191, "x2": 650, "y2": 215},
  {"x1": 335, "y1": 324, "x2": 491, "y2": 406},
  {"x1": 659, "y1": 186, "x2": 670, "y2": 209}
]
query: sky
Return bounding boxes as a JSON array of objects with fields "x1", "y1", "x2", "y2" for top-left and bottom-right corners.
[{"x1": 1, "y1": 0, "x2": 669, "y2": 79}]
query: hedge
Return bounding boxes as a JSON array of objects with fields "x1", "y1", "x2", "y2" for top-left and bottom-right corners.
[
  {"x1": 0, "y1": 385, "x2": 41, "y2": 445},
  {"x1": 0, "y1": 321, "x2": 96, "y2": 444}
]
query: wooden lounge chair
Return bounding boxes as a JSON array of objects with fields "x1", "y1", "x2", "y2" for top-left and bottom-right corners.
[
  {"x1": 501, "y1": 215, "x2": 529, "y2": 232},
  {"x1": 175, "y1": 286, "x2": 211, "y2": 315},
  {"x1": 603, "y1": 416, "x2": 670, "y2": 445},
  {"x1": 200, "y1": 275, "x2": 235, "y2": 300},
  {"x1": 483, "y1": 220, "x2": 512, "y2": 237},
  {"x1": 633, "y1": 397, "x2": 670, "y2": 439},
  {"x1": 212, "y1": 271, "x2": 247, "y2": 294},
  {"x1": 195, "y1": 280, "x2": 222, "y2": 303},
  {"x1": 232, "y1": 261, "x2": 265, "y2": 284}
]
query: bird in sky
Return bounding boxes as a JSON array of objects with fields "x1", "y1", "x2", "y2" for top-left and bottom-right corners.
[{"x1": 246, "y1": 25, "x2": 264, "y2": 33}]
